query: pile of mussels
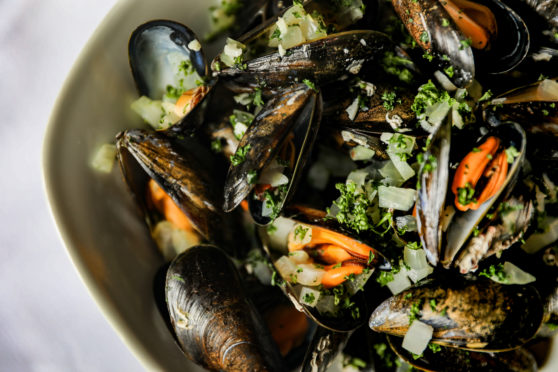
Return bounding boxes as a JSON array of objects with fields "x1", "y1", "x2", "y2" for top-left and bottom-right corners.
[{"x1": 107, "y1": 0, "x2": 558, "y2": 370}]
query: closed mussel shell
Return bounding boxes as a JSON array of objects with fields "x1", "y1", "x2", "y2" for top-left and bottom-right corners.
[{"x1": 165, "y1": 245, "x2": 285, "y2": 371}]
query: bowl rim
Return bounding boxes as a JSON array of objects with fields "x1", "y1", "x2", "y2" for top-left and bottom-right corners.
[{"x1": 41, "y1": 0, "x2": 162, "y2": 369}]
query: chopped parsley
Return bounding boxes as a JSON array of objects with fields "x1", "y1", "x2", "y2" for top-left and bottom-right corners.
[
  {"x1": 478, "y1": 89, "x2": 493, "y2": 102},
  {"x1": 457, "y1": 182, "x2": 477, "y2": 206},
  {"x1": 428, "y1": 343, "x2": 442, "y2": 353},
  {"x1": 443, "y1": 65, "x2": 454, "y2": 78},
  {"x1": 479, "y1": 263, "x2": 507, "y2": 282},
  {"x1": 459, "y1": 38, "x2": 473, "y2": 50},
  {"x1": 303, "y1": 79, "x2": 317, "y2": 91},
  {"x1": 303, "y1": 292, "x2": 315, "y2": 304},
  {"x1": 505, "y1": 146, "x2": 520, "y2": 164},
  {"x1": 294, "y1": 225, "x2": 309, "y2": 241},
  {"x1": 270, "y1": 27, "x2": 281, "y2": 41},
  {"x1": 376, "y1": 271, "x2": 394, "y2": 286},
  {"x1": 429, "y1": 298, "x2": 437, "y2": 311},
  {"x1": 441, "y1": 18, "x2": 450, "y2": 27},
  {"x1": 409, "y1": 299, "x2": 423, "y2": 324},
  {"x1": 382, "y1": 91, "x2": 400, "y2": 111},
  {"x1": 210, "y1": 138, "x2": 223, "y2": 153},
  {"x1": 247, "y1": 170, "x2": 258, "y2": 184},
  {"x1": 230, "y1": 144, "x2": 251, "y2": 166}
]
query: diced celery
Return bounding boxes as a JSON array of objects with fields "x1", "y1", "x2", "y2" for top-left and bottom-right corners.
[
  {"x1": 90, "y1": 144, "x2": 117, "y2": 173},
  {"x1": 378, "y1": 186, "x2": 416, "y2": 211},
  {"x1": 299, "y1": 286, "x2": 320, "y2": 307}
]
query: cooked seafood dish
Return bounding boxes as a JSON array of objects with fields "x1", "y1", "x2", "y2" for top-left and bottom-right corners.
[{"x1": 90, "y1": 0, "x2": 558, "y2": 370}]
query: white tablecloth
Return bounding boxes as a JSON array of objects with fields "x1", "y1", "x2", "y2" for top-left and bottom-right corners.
[{"x1": 0, "y1": 0, "x2": 144, "y2": 370}]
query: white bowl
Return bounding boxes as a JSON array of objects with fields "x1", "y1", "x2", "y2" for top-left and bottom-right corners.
[{"x1": 42, "y1": 0, "x2": 558, "y2": 370}]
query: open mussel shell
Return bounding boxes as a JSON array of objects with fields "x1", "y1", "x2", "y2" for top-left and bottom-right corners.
[
  {"x1": 128, "y1": 20, "x2": 213, "y2": 135},
  {"x1": 416, "y1": 119, "x2": 451, "y2": 266},
  {"x1": 216, "y1": 30, "x2": 393, "y2": 93},
  {"x1": 258, "y1": 206, "x2": 391, "y2": 332},
  {"x1": 369, "y1": 277, "x2": 544, "y2": 351},
  {"x1": 129, "y1": 20, "x2": 207, "y2": 98},
  {"x1": 391, "y1": 0, "x2": 475, "y2": 88},
  {"x1": 483, "y1": 77, "x2": 558, "y2": 135},
  {"x1": 165, "y1": 245, "x2": 286, "y2": 371},
  {"x1": 223, "y1": 83, "x2": 322, "y2": 222},
  {"x1": 442, "y1": 122, "x2": 527, "y2": 269},
  {"x1": 387, "y1": 336, "x2": 537, "y2": 372},
  {"x1": 473, "y1": 0, "x2": 530, "y2": 74},
  {"x1": 115, "y1": 129, "x2": 240, "y2": 257}
]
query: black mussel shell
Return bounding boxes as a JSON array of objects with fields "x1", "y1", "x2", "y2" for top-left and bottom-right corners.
[
  {"x1": 165, "y1": 245, "x2": 286, "y2": 371},
  {"x1": 129, "y1": 20, "x2": 207, "y2": 99},
  {"x1": 387, "y1": 335, "x2": 537, "y2": 371},
  {"x1": 442, "y1": 122, "x2": 527, "y2": 269},
  {"x1": 115, "y1": 129, "x2": 242, "y2": 257},
  {"x1": 216, "y1": 30, "x2": 393, "y2": 93},
  {"x1": 223, "y1": 83, "x2": 322, "y2": 220},
  {"x1": 392, "y1": 0, "x2": 475, "y2": 88},
  {"x1": 129, "y1": 20, "x2": 213, "y2": 135},
  {"x1": 369, "y1": 277, "x2": 544, "y2": 351},
  {"x1": 483, "y1": 77, "x2": 558, "y2": 134}
]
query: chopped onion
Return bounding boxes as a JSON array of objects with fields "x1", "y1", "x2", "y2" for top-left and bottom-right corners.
[
  {"x1": 380, "y1": 133, "x2": 415, "y2": 155},
  {"x1": 404, "y1": 245, "x2": 429, "y2": 271},
  {"x1": 425, "y1": 101, "x2": 451, "y2": 128},
  {"x1": 316, "y1": 294, "x2": 336, "y2": 315},
  {"x1": 295, "y1": 264, "x2": 325, "y2": 286},
  {"x1": 298, "y1": 286, "x2": 320, "y2": 307},
  {"x1": 90, "y1": 143, "x2": 117, "y2": 173},
  {"x1": 275, "y1": 256, "x2": 297, "y2": 280},
  {"x1": 523, "y1": 217, "x2": 558, "y2": 253},
  {"x1": 267, "y1": 217, "x2": 296, "y2": 253},
  {"x1": 434, "y1": 70, "x2": 457, "y2": 91},
  {"x1": 538, "y1": 79, "x2": 558, "y2": 101},
  {"x1": 387, "y1": 267, "x2": 412, "y2": 295},
  {"x1": 151, "y1": 221, "x2": 200, "y2": 261},
  {"x1": 402, "y1": 320, "x2": 433, "y2": 355},
  {"x1": 346, "y1": 169, "x2": 369, "y2": 191},
  {"x1": 387, "y1": 151, "x2": 415, "y2": 181},
  {"x1": 378, "y1": 186, "x2": 416, "y2": 211},
  {"x1": 350, "y1": 145, "x2": 376, "y2": 161},
  {"x1": 345, "y1": 97, "x2": 359, "y2": 121},
  {"x1": 259, "y1": 168, "x2": 288, "y2": 187},
  {"x1": 288, "y1": 250, "x2": 310, "y2": 264},
  {"x1": 491, "y1": 262, "x2": 536, "y2": 285},
  {"x1": 396, "y1": 215, "x2": 417, "y2": 232},
  {"x1": 346, "y1": 268, "x2": 374, "y2": 295},
  {"x1": 379, "y1": 161, "x2": 405, "y2": 187},
  {"x1": 407, "y1": 266, "x2": 434, "y2": 283},
  {"x1": 187, "y1": 39, "x2": 201, "y2": 51}
]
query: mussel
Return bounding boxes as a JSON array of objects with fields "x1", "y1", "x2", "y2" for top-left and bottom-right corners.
[
  {"x1": 483, "y1": 77, "x2": 558, "y2": 135},
  {"x1": 369, "y1": 277, "x2": 544, "y2": 351},
  {"x1": 392, "y1": 0, "x2": 530, "y2": 87},
  {"x1": 416, "y1": 121, "x2": 528, "y2": 272},
  {"x1": 258, "y1": 206, "x2": 391, "y2": 332},
  {"x1": 223, "y1": 83, "x2": 322, "y2": 224},
  {"x1": 214, "y1": 30, "x2": 393, "y2": 93},
  {"x1": 129, "y1": 20, "x2": 213, "y2": 135},
  {"x1": 387, "y1": 335, "x2": 537, "y2": 371},
  {"x1": 165, "y1": 245, "x2": 286, "y2": 371},
  {"x1": 116, "y1": 129, "x2": 241, "y2": 259}
]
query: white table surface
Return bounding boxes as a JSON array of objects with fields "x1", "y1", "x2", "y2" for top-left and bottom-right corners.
[{"x1": 0, "y1": 0, "x2": 144, "y2": 370}]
